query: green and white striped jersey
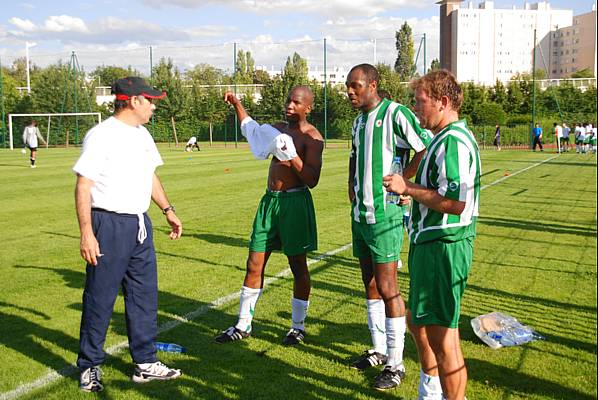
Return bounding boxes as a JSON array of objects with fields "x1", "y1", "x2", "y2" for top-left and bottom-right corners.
[
  {"x1": 351, "y1": 98, "x2": 432, "y2": 224},
  {"x1": 408, "y1": 119, "x2": 481, "y2": 244}
]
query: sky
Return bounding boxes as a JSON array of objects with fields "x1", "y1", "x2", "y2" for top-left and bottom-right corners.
[{"x1": 0, "y1": 0, "x2": 594, "y2": 76}]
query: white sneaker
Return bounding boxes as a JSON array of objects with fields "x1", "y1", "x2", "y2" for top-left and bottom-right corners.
[
  {"x1": 30, "y1": 165, "x2": 36, "y2": 168},
  {"x1": 132, "y1": 361, "x2": 181, "y2": 383},
  {"x1": 80, "y1": 366, "x2": 103, "y2": 392}
]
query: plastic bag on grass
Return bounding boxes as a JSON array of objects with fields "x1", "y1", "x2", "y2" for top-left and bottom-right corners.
[{"x1": 471, "y1": 312, "x2": 544, "y2": 349}]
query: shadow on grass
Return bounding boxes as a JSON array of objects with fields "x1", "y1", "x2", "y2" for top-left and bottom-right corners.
[{"x1": 478, "y1": 216, "x2": 597, "y2": 237}]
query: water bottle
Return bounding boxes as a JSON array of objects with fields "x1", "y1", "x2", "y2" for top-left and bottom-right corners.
[
  {"x1": 155, "y1": 342, "x2": 186, "y2": 353},
  {"x1": 386, "y1": 156, "x2": 403, "y2": 204},
  {"x1": 403, "y1": 210, "x2": 411, "y2": 227}
]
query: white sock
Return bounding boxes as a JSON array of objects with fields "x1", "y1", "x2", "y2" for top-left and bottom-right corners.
[
  {"x1": 291, "y1": 298, "x2": 309, "y2": 330},
  {"x1": 418, "y1": 369, "x2": 443, "y2": 399},
  {"x1": 235, "y1": 286, "x2": 262, "y2": 333},
  {"x1": 385, "y1": 316, "x2": 406, "y2": 370},
  {"x1": 366, "y1": 299, "x2": 387, "y2": 355}
]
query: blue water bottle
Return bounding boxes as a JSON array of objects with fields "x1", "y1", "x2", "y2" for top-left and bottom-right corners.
[
  {"x1": 386, "y1": 156, "x2": 403, "y2": 204},
  {"x1": 155, "y1": 342, "x2": 186, "y2": 353}
]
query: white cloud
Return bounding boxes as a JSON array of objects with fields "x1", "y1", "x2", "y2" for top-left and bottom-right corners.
[
  {"x1": 45, "y1": 15, "x2": 89, "y2": 32},
  {"x1": 19, "y1": 3, "x2": 36, "y2": 10},
  {"x1": 9, "y1": 17, "x2": 36, "y2": 32},
  {"x1": 141, "y1": 0, "x2": 437, "y2": 17}
]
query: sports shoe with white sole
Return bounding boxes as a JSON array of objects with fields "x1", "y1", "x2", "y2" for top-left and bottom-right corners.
[
  {"x1": 374, "y1": 366, "x2": 405, "y2": 390},
  {"x1": 351, "y1": 349, "x2": 388, "y2": 371},
  {"x1": 132, "y1": 361, "x2": 181, "y2": 383},
  {"x1": 80, "y1": 366, "x2": 103, "y2": 392},
  {"x1": 282, "y1": 328, "x2": 306, "y2": 345},
  {"x1": 215, "y1": 326, "x2": 250, "y2": 343}
]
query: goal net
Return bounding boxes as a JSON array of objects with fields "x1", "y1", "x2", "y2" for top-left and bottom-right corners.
[{"x1": 9, "y1": 112, "x2": 102, "y2": 150}]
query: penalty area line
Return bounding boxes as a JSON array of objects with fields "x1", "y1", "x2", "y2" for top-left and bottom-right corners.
[{"x1": 1, "y1": 155, "x2": 556, "y2": 399}]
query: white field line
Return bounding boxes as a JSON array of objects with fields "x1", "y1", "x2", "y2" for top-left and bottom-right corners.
[
  {"x1": 480, "y1": 154, "x2": 559, "y2": 190},
  {"x1": 1, "y1": 155, "x2": 558, "y2": 400}
]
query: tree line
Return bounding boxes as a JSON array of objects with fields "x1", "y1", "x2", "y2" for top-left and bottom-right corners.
[{"x1": 1, "y1": 25, "x2": 595, "y2": 147}]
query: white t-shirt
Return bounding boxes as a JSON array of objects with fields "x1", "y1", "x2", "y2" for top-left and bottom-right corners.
[
  {"x1": 73, "y1": 116, "x2": 163, "y2": 214},
  {"x1": 186, "y1": 136, "x2": 197, "y2": 145}
]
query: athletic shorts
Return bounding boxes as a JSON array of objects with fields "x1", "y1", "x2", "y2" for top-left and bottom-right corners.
[
  {"x1": 249, "y1": 188, "x2": 317, "y2": 256},
  {"x1": 27, "y1": 146, "x2": 37, "y2": 151},
  {"x1": 352, "y1": 209, "x2": 404, "y2": 264},
  {"x1": 408, "y1": 237, "x2": 473, "y2": 328}
]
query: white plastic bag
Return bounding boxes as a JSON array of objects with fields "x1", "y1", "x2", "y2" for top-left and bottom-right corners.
[{"x1": 471, "y1": 312, "x2": 544, "y2": 349}]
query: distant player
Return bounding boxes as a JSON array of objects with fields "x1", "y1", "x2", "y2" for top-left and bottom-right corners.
[
  {"x1": 22, "y1": 120, "x2": 47, "y2": 168},
  {"x1": 215, "y1": 86, "x2": 324, "y2": 346},
  {"x1": 185, "y1": 136, "x2": 200, "y2": 152},
  {"x1": 562, "y1": 123, "x2": 570, "y2": 152}
]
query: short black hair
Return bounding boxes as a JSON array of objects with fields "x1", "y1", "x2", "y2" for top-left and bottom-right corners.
[
  {"x1": 349, "y1": 63, "x2": 380, "y2": 85},
  {"x1": 113, "y1": 99, "x2": 130, "y2": 113}
]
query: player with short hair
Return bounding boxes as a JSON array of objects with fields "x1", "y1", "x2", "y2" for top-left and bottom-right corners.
[
  {"x1": 561, "y1": 123, "x2": 570, "y2": 152},
  {"x1": 215, "y1": 86, "x2": 324, "y2": 346},
  {"x1": 384, "y1": 69, "x2": 481, "y2": 400},
  {"x1": 22, "y1": 120, "x2": 47, "y2": 168},
  {"x1": 346, "y1": 63, "x2": 431, "y2": 390}
]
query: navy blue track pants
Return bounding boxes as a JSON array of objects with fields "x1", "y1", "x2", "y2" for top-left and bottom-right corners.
[{"x1": 77, "y1": 209, "x2": 158, "y2": 370}]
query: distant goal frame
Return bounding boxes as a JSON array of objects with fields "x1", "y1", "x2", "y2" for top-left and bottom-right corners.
[{"x1": 8, "y1": 112, "x2": 102, "y2": 150}]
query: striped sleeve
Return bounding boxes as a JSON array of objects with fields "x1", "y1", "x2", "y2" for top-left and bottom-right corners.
[{"x1": 393, "y1": 105, "x2": 430, "y2": 152}]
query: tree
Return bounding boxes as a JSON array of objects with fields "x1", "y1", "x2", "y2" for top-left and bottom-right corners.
[
  {"x1": 282, "y1": 52, "x2": 309, "y2": 90},
  {"x1": 489, "y1": 80, "x2": 507, "y2": 108},
  {"x1": 571, "y1": 68, "x2": 594, "y2": 78},
  {"x1": 235, "y1": 50, "x2": 254, "y2": 85},
  {"x1": 471, "y1": 102, "x2": 507, "y2": 125},
  {"x1": 253, "y1": 69, "x2": 271, "y2": 85},
  {"x1": 377, "y1": 63, "x2": 410, "y2": 104},
  {"x1": 428, "y1": 58, "x2": 441, "y2": 72},
  {"x1": 151, "y1": 58, "x2": 187, "y2": 141},
  {"x1": 187, "y1": 63, "x2": 225, "y2": 86},
  {"x1": 394, "y1": 22, "x2": 415, "y2": 81},
  {"x1": 90, "y1": 65, "x2": 140, "y2": 87},
  {"x1": 460, "y1": 82, "x2": 487, "y2": 118}
]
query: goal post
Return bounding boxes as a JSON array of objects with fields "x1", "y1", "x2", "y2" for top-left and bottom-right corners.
[{"x1": 9, "y1": 112, "x2": 102, "y2": 150}]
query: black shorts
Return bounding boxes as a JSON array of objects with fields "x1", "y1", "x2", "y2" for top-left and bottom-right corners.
[
  {"x1": 27, "y1": 146, "x2": 37, "y2": 151},
  {"x1": 562, "y1": 137, "x2": 569, "y2": 143}
]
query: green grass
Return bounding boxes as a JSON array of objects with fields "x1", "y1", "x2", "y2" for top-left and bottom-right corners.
[{"x1": 0, "y1": 145, "x2": 596, "y2": 400}]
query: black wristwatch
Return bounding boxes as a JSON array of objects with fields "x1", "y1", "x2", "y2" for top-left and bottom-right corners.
[{"x1": 162, "y1": 205, "x2": 176, "y2": 215}]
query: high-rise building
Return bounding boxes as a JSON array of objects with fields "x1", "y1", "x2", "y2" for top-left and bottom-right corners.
[
  {"x1": 438, "y1": 1, "x2": 573, "y2": 85},
  {"x1": 548, "y1": 9, "x2": 597, "y2": 78}
]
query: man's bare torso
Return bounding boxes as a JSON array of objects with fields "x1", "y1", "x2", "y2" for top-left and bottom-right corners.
[{"x1": 267, "y1": 122, "x2": 323, "y2": 191}]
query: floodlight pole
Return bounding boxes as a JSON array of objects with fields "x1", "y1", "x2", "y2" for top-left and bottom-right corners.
[
  {"x1": 323, "y1": 38, "x2": 328, "y2": 148},
  {"x1": 233, "y1": 42, "x2": 238, "y2": 149},
  {"x1": 25, "y1": 42, "x2": 36, "y2": 95},
  {"x1": 530, "y1": 29, "x2": 536, "y2": 148}
]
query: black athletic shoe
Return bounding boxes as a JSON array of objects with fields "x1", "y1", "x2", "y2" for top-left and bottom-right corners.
[
  {"x1": 351, "y1": 349, "x2": 388, "y2": 371},
  {"x1": 373, "y1": 366, "x2": 405, "y2": 391},
  {"x1": 215, "y1": 326, "x2": 250, "y2": 343},
  {"x1": 282, "y1": 328, "x2": 306, "y2": 345},
  {"x1": 80, "y1": 366, "x2": 103, "y2": 392},
  {"x1": 132, "y1": 361, "x2": 181, "y2": 383}
]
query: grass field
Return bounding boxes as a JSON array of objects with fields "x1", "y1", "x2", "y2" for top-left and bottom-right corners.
[{"x1": 0, "y1": 145, "x2": 596, "y2": 400}]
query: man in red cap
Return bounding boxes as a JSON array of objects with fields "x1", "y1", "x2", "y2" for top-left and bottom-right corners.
[{"x1": 74, "y1": 77, "x2": 182, "y2": 392}]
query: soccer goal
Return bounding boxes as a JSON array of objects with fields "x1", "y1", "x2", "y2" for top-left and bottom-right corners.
[{"x1": 8, "y1": 112, "x2": 102, "y2": 150}]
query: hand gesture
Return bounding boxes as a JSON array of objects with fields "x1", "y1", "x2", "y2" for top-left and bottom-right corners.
[
  {"x1": 223, "y1": 92, "x2": 239, "y2": 106},
  {"x1": 80, "y1": 231, "x2": 101, "y2": 266}
]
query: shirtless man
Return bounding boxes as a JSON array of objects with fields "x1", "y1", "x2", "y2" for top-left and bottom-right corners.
[{"x1": 215, "y1": 86, "x2": 324, "y2": 345}]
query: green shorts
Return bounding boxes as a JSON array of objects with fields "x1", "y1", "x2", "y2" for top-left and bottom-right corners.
[
  {"x1": 352, "y1": 211, "x2": 404, "y2": 264},
  {"x1": 408, "y1": 237, "x2": 473, "y2": 328},
  {"x1": 249, "y1": 188, "x2": 317, "y2": 256}
]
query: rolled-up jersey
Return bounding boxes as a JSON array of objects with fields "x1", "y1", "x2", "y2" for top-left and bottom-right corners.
[
  {"x1": 351, "y1": 98, "x2": 432, "y2": 224},
  {"x1": 409, "y1": 119, "x2": 481, "y2": 244}
]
